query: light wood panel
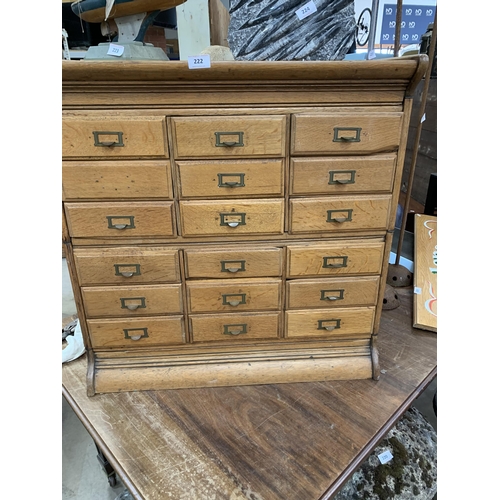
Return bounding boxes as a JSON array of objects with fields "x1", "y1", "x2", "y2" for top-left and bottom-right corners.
[
  {"x1": 87, "y1": 316, "x2": 186, "y2": 348},
  {"x1": 289, "y1": 195, "x2": 392, "y2": 233},
  {"x1": 190, "y1": 312, "x2": 281, "y2": 342},
  {"x1": 184, "y1": 246, "x2": 283, "y2": 278},
  {"x1": 291, "y1": 113, "x2": 403, "y2": 155},
  {"x1": 81, "y1": 284, "x2": 183, "y2": 318},
  {"x1": 62, "y1": 160, "x2": 172, "y2": 200},
  {"x1": 176, "y1": 159, "x2": 284, "y2": 198},
  {"x1": 62, "y1": 115, "x2": 168, "y2": 158},
  {"x1": 413, "y1": 214, "x2": 437, "y2": 332},
  {"x1": 73, "y1": 246, "x2": 180, "y2": 285},
  {"x1": 287, "y1": 241, "x2": 385, "y2": 277},
  {"x1": 286, "y1": 276, "x2": 380, "y2": 309},
  {"x1": 290, "y1": 155, "x2": 396, "y2": 195},
  {"x1": 187, "y1": 278, "x2": 281, "y2": 312},
  {"x1": 179, "y1": 199, "x2": 284, "y2": 236},
  {"x1": 286, "y1": 307, "x2": 375, "y2": 338},
  {"x1": 171, "y1": 115, "x2": 286, "y2": 158},
  {"x1": 65, "y1": 201, "x2": 176, "y2": 237}
]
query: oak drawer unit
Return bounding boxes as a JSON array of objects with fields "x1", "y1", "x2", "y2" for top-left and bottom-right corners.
[{"x1": 62, "y1": 56, "x2": 428, "y2": 395}]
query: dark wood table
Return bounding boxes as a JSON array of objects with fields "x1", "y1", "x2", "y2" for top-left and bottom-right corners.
[{"x1": 62, "y1": 286, "x2": 437, "y2": 500}]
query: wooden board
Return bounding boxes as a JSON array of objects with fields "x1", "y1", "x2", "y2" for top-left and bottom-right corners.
[{"x1": 413, "y1": 214, "x2": 437, "y2": 332}]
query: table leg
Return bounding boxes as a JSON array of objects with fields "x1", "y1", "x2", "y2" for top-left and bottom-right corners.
[{"x1": 95, "y1": 442, "x2": 118, "y2": 487}]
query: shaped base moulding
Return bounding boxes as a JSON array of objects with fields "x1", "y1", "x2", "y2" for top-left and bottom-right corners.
[{"x1": 87, "y1": 345, "x2": 379, "y2": 395}]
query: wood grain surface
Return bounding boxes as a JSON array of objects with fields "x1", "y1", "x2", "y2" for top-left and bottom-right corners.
[{"x1": 63, "y1": 287, "x2": 436, "y2": 500}]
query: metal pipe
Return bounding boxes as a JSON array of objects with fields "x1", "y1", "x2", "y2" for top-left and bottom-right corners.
[
  {"x1": 395, "y1": 10, "x2": 437, "y2": 264},
  {"x1": 394, "y1": 0, "x2": 403, "y2": 56},
  {"x1": 366, "y1": 0, "x2": 380, "y2": 58}
]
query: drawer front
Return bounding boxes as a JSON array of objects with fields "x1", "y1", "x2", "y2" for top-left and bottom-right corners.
[
  {"x1": 286, "y1": 277, "x2": 380, "y2": 309},
  {"x1": 64, "y1": 201, "x2": 175, "y2": 238},
  {"x1": 179, "y1": 199, "x2": 284, "y2": 237},
  {"x1": 184, "y1": 247, "x2": 283, "y2": 278},
  {"x1": 176, "y1": 159, "x2": 284, "y2": 198},
  {"x1": 187, "y1": 278, "x2": 281, "y2": 313},
  {"x1": 286, "y1": 308, "x2": 375, "y2": 338},
  {"x1": 190, "y1": 312, "x2": 280, "y2": 342},
  {"x1": 81, "y1": 284, "x2": 183, "y2": 318},
  {"x1": 290, "y1": 155, "x2": 397, "y2": 195},
  {"x1": 62, "y1": 161, "x2": 172, "y2": 200},
  {"x1": 287, "y1": 241, "x2": 385, "y2": 277},
  {"x1": 87, "y1": 316, "x2": 185, "y2": 348},
  {"x1": 172, "y1": 115, "x2": 286, "y2": 158},
  {"x1": 74, "y1": 247, "x2": 180, "y2": 285},
  {"x1": 62, "y1": 116, "x2": 168, "y2": 158},
  {"x1": 289, "y1": 195, "x2": 392, "y2": 233},
  {"x1": 291, "y1": 113, "x2": 403, "y2": 155}
]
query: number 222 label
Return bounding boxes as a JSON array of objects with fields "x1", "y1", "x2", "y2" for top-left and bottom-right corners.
[
  {"x1": 188, "y1": 55, "x2": 211, "y2": 69},
  {"x1": 296, "y1": 0, "x2": 317, "y2": 20}
]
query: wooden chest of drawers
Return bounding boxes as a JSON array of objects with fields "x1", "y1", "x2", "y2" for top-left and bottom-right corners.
[{"x1": 62, "y1": 56, "x2": 427, "y2": 395}]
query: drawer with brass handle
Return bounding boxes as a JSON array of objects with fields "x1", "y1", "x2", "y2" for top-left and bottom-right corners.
[
  {"x1": 286, "y1": 307, "x2": 375, "y2": 338},
  {"x1": 87, "y1": 316, "x2": 185, "y2": 348},
  {"x1": 184, "y1": 246, "x2": 283, "y2": 279},
  {"x1": 62, "y1": 160, "x2": 173, "y2": 200},
  {"x1": 62, "y1": 115, "x2": 168, "y2": 158},
  {"x1": 186, "y1": 278, "x2": 282, "y2": 313},
  {"x1": 289, "y1": 195, "x2": 392, "y2": 233},
  {"x1": 291, "y1": 113, "x2": 403, "y2": 155},
  {"x1": 64, "y1": 201, "x2": 176, "y2": 238},
  {"x1": 81, "y1": 284, "x2": 183, "y2": 318},
  {"x1": 179, "y1": 199, "x2": 284, "y2": 237},
  {"x1": 74, "y1": 246, "x2": 180, "y2": 285},
  {"x1": 171, "y1": 115, "x2": 286, "y2": 158},
  {"x1": 287, "y1": 241, "x2": 385, "y2": 277},
  {"x1": 190, "y1": 312, "x2": 280, "y2": 342},
  {"x1": 176, "y1": 159, "x2": 284, "y2": 198},
  {"x1": 286, "y1": 276, "x2": 380, "y2": 309},
  {"x1": 290, "y1": 155, "x2": 397, "y2": 194}
]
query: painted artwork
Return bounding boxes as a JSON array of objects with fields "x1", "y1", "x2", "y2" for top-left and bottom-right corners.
[{"x1": 413, "y1": 214, "x2": 437, "y2": 332}]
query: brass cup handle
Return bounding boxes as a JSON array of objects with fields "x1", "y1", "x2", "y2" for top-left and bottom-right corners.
[
  {"x1": 226, "y1": 267, "x2": 240, "y2": 273},
  {"x1": 326, "y1": 296, "x2": 340, "y2": 301},
  {"x1": 113, "y1": 223, "x2": 127, "y2": 229},
  {"x1": 332, "y1": 216, "x2": 348, "y2": 223},
  {"x1": 228, "y1": 300, "x2": 242, "y2": 306},
  {"x1": 338, "y1": 136, "x2": 357, "y2": 142},
  {"x1": 227, "y1": 222, "x2": 240, "y2": 228},
  {"x1": 324, "y1": 325, "x2": 338, "y2": 331},
  {"x1": 120, "y1": 271, "x2": 134, "y2": 277},
  {"x1": 335, "y1": 179, "x2": 350, "y2": 184},
  {"x1": 126, "y1": 304, "x2": 140, "y2": 310},
  {"x1": 227, "y1": 328, "x2": 243, "y2": 335},
  {"x1": 222, "y1": 181, "x2": 239, "y2": 187},
  {"x1": 100, "y1": 141, "x2": 118, "y2": 147},
  {"x1": 221, "y1": 141, "x2": 237, "y2": 147},
  {"x1": 130, "y1": 335, "x2": 142, "y2": 340}
]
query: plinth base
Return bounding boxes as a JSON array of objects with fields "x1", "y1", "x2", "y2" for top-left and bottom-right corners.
[{"x1": 83, "y1": 42, "x2": 169, "y2": 61}]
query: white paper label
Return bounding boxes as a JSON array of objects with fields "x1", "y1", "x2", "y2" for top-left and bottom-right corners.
[
  {"x1": 188, "y1": 55, "x2": 211, "y2": 69},
  {"x1": 414, "y1": 286, "x2": 422, "y2": 294},
  {"x1": 368, "y1": 50, "x2": 376, "y2": 60},
  {"x1": 107, "y1": 44, "x2": 124, "y2": 57},
  {"x1": 378, "y1": 450, "x2": 393, "y2": 464},
  {"x1": 296, "y1": 0, "x2": 317, "y2": 20},
  {"x1": 421, "y1": 113, "x2": 426, "y2": 123}
]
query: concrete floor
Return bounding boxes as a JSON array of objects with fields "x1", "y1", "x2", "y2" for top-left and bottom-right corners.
[{"x1": 62, "y1": 258, "x2": 437, "y2": 499}]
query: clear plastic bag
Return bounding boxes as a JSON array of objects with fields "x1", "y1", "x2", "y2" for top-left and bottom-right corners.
[{"x1": 228, "y1": 0, "x2": 356, "y2": 61}]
